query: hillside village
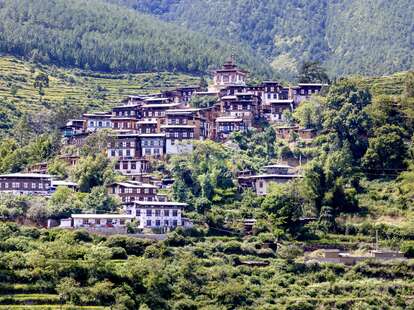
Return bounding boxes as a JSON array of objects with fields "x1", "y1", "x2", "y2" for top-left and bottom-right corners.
[
  {"x1": 0, "y1": 57, "x2": 326, "y2": 234},
  {"x1": 0, "y1": 0, "x2": 413, "y2": 308}
]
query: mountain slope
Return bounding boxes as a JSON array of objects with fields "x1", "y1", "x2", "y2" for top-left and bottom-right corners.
[
  {"x1": 108, "y1": 0, "x2": 414, "y2": 78},
  {"x1": 0, "y1": 0, "x2": 272, "y2": 77},
  {"x1": 0, "y1": 55, "x2": 198, "y2": 137}
]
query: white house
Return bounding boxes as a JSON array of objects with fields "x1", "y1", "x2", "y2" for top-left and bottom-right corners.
[
  {"x1": 125, "y1": 201, "x2": 187, "y2": 229},
  {"x1": 70, "y1": 214, "x2": 135, "y2": 228}
]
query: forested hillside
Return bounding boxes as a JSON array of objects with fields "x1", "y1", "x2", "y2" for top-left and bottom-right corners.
[
  {"x1": 0, "y1": 0, "x2": 272, "y2": 76},
  {"x1": 109, "y1": 0, "x2": 414, "y2": 78}
]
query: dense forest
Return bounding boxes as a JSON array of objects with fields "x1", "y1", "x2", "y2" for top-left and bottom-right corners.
[
  {"x1": 0, "y1": 0, "x2": 272, "y2": 77},
  {"x1": 108, "y1": 0, "x2": 414, "y2": 78}
]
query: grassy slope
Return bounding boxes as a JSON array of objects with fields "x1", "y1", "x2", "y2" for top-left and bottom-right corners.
[{"x1": 0, "y1": 55, "x2": 199, "y2": 112}]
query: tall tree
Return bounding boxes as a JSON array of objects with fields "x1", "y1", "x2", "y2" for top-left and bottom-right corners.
[{"x1": 298, "y1": 61, "x2": 330, "y2": 84}]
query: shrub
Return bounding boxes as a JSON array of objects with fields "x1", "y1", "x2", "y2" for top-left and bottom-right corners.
[
  {"x1": 111, "y1": 247, "x2": 128, "y2": 259},
  {"x1": 400, "y1": 241, "x2": 414, "y2": 258}
]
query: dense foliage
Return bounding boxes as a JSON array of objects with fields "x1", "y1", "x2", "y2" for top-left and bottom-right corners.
[
  {"x1": 109, "y1": 0, "x2": 414, "y2": 78},
  {"x1": 0, "y1": 0, "x2": 272, "y2": 77},
  {"x1": 0, "y1": 222, "x2": 412, "y2": 309}
]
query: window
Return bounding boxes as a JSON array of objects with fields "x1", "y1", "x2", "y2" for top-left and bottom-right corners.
[
  {"x1": 238, "y1": 105, "x2": 242, "y2": 110},
  {"x1": 98, "y1": 121, "x2": 103, "y2": 127},
  {"x1": 31, "y1": 183, "x2": 36, "y2": 189},
  {"x1": 146, "y1": 220, "x2": 152, "y2": 227},
  {"x1": 39, "y1": 183, "x2": 43, "y2": 189},
  {"x1": 120, "y1": 219, "x2": 125, "y2": 225},
  {"x1": 144, "y1": 188, "x2": 149, "y2": 194},
  {"x1": 301, "y1": 89, "x2": 305, "y2": 95},
  {"x1": 183, "y1": 132, "x2": 187, "y2": 138},
  {"x1": 164, "y1": 210, "x2": 169, "y2": 216},
  {"x1": 174, "y1": 132, "x2": 179, "y2": 138},
  {"x1": 155, "y1": 210, "x2": 161, "y2": 216},
  {"x1": 190, "y1": 132, "x2": 194, "y2": 138},
  {"x1": 172, "y1": 220, "x2": 178, "y2": 226},
  {"x1": 146, "y1": 209, "x2": 152, "y2": 216},
  {"x1": 172, "y1": 210, "x2": 178, "y2": 217},
  {"x1": 155, "y1": 220, "x2": 161, "y2": 226},
  {"x1": 259, "y1": 181, "x2": 264, "y2": 188},
  {"x1": 111, "y1": 150, "x2": 116, "y2": 157},
  {"x1": 136, "y1": 209, "x2": 141, "y2": 216},
  {"x1": 164, "y1": 220, "x2": 169, "y2": 226},
  {"x1": 126, "y1": 150, "x2": 131, "y2": 157}
]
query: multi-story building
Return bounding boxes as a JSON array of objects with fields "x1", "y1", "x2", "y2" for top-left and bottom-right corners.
[
  {"x1": 215, "y1": 116, "x2": 247, "y2": 140},
  {"x1": 266, "y1": 99, "x2": 294, "y2": 122},
  {"x1": 0, "y1": 174, "x2": 77, "y2": 196},
  {"x1": 0, "y1": 173, "x2": 53, "y2": 195},
  {"x1": 61, "y1": 119, "x2": 85, "y2": 138},
  {"x1": 141, "y1": 99, "x2": 183, "y2": 122},
  {"x1": 114, "y1": 159, "x2": 149, "y2": 175},
  {"x1": 125, "y1": 201, "x2": 187, "y2": 229},
  {"x1": 219, "y1": 92, "x2": 259, "y2": 128},
  {"x1": 83, "y1": 112, "x2": 112, "y2": 132},
  {"x1": 291, "y1": 83, "x2": 327, "y2": 105},
  {"x1": 137, "y1": 120, "x2": 158, "y2": 134},
  {"x1": 107, "y1": 181, "x2": 158, "y2": 204},
  {"x1": 161, "y1": 109, "x2": 208, "y2": 155},
  {"x1": 139, "y1": 133, "x2": 166, "y2": 158},
  {"x1": 107, "y1": 133, "x2": 140, "y2": 159},
  {"x1": 174, "y1": 86, "x2": 200, "y2": 103},
  {"x1": 111, "y1": 104, "x2": 141, "y2": 130},
  {"x1": 211, "y1": 56, "x2": 248, "y2": 91},
  {"x1": 237, "y1": 164, "x2": 302, "y2": 195}
]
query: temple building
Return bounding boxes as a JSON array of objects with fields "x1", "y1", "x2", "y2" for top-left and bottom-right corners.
[{"x1": 211, "y1": 56, "x2": 248, "y2": 91}]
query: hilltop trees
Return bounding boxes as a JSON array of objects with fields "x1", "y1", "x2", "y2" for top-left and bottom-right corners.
[
  {"x1": 0, "y1": 0, "x2": 271, "y2": 76},
  {"x1": 298, "y1": 61, "x2": 330, "y2": 84}
]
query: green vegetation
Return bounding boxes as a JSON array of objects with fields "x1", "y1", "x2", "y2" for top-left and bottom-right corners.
[
  {"x1": 0, "y1": 0, "x2": 272, "y2": 77},
  {"x1": 0, "y1": 222, "x2": 411, "y2": 309},
  {"x1": 0, "y1": 55, "x2": 198, "y2": 138},
  {"x1": 110, "y1": 0, "x2": 414, "y2": 78}
]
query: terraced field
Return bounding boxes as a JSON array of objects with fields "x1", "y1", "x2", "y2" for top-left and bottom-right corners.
[
  {"x1": 0, "y1": 284, "x2": 108, "y2": 309},
  {"x1": 0, "y1": 54, "x2": 199, "y2": 112}
]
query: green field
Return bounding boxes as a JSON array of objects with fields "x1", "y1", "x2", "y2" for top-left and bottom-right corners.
[{"x1": 0, "y1": 55, "x2": 199, "y2": 113}]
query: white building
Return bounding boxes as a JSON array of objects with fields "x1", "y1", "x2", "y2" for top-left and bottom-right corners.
[
  {"x1": 70, "y1": 214, "x2": 135, "y2": 228},
  {"x1": 83, "y1": 112, "x2": 112, "y2": 132},
  {"x1": 140, "y1": 133, "x2": 166, "y2": 158},
  {"x1": 125, "y1": 201, "x2": 187, "y2": 229}
]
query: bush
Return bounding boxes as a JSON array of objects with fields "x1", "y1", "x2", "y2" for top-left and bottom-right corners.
[
  {"x1": 104, "y1": 235, "x2": 153, "y2": 256},
  {"x1": 400, "y1": 241, "x2": 414, "y2": 258},
  {"x1": 111, "y1": 247, "x2": 128, "y2": 259},
  {"x1": 277, "y1": 244, "x2": 304, "y2": 260}
]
